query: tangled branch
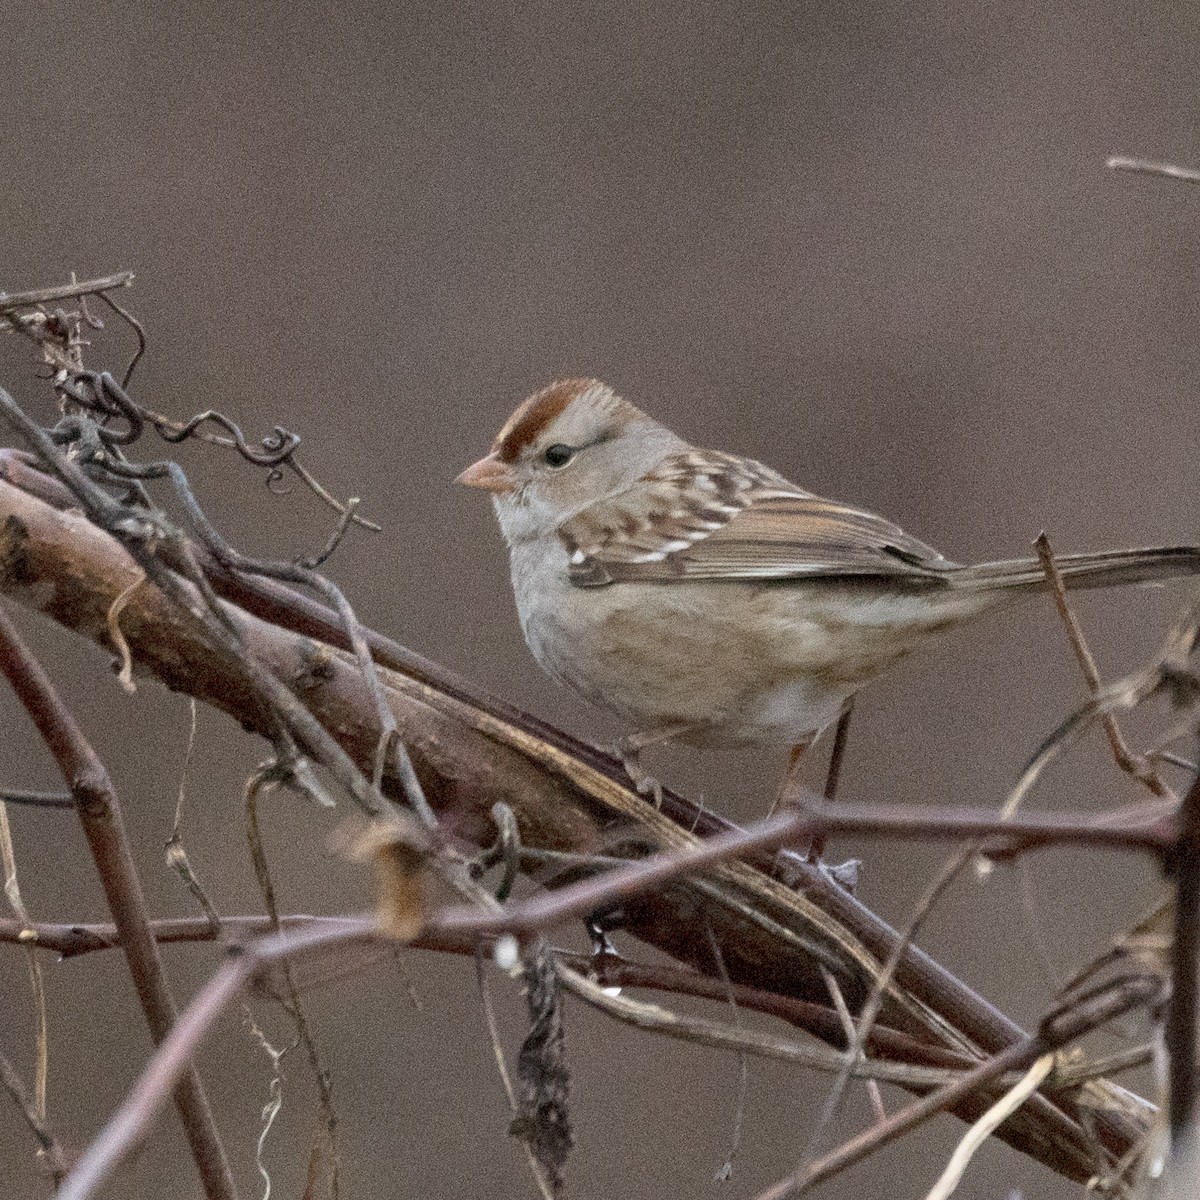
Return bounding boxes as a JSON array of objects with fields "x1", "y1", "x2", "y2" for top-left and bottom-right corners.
[{"x1": 1, "y1": 271, "x2": 1193, "y2": 1200}]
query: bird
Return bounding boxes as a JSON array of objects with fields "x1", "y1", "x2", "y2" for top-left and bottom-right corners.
[{"x1": 458, "y1": 378, "x2": 1200, "y2": 802}]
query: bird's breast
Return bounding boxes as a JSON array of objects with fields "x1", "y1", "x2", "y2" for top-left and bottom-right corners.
[{"x1": 507, "y1": 541, "x2": 997, "y2": 744}]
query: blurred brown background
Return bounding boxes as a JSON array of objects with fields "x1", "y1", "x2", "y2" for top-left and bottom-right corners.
[{"x1": 1, "y1": 2, "x2": 1198, "y2": 1197}]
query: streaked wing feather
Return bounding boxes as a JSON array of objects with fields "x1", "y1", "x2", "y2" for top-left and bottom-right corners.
[
  {"x1": 664, "y1": 495, "x2": 957, "y2": 580},
  {"x1": 558, "y1": 451, "x2": 958, "y2": 586}
]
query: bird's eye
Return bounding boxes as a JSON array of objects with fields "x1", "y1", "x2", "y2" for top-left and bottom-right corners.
[{"x1": 543, "y1": 443, "x2": 575, "y2": 468}]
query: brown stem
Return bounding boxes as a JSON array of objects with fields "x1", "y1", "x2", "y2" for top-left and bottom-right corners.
[
  {"x1": 0, "y1": 605, "x2": 238, "y2": 1200},
  {"x1": 0, "y1": 270, "x2": 135, "y2": 313},
  {"x1": 0, "y1": 1044, "x2": 69, "y2": 1183},
  {"x1": 0, "y1": 911, "x2": 980, "y2": 1072}
]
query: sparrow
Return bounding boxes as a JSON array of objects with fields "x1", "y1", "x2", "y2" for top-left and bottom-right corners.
[{"x1": 458, "y1": 378, "x2": 1200, "y2": 799}]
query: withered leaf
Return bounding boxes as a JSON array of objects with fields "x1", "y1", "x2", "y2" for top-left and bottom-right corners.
[{"x1": 515, "y1": 942, "x2": 573, "y2": 1197}]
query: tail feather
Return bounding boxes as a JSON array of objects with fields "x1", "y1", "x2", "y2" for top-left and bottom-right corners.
[{"x1": 950, "y1": 546, "x2": 1200, "y2": 593}]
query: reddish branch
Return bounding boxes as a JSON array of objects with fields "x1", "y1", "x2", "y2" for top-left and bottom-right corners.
[
  {"x1": 0, "y1": 606, "x2": 238, "y2": 1200},
  {"x1": 0, "y1": 912, "x2": 977, "y2": 1073}
]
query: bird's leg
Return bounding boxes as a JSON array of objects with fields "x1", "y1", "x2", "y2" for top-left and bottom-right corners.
[
  {"x1": 772, "y1": 707, "x2": 858, "y2": 889},
  {"x1": 768, "y1": 737, "x2": 816, "y2": 884},
  {"x1": 771, "y1": 736, "x2": 815, "y2": 816},
  {"x1": 807, "y1": 703, "x2": 855, "y2": 863},
  {"x1": 611, "y1": 722, "x2": 696, "y2": 808}
]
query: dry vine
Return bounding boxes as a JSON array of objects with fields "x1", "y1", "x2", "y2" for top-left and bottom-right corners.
[{"x1": 0, "y1": 252, "x2": 1195, "y2": 1200}]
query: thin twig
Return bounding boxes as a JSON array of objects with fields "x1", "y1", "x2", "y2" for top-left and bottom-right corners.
[
  {"x1": 0, "y1": 270, "x2": 135, "y2": 312},
  {"x1": 556, "y1": 964, "x2": 958, "y2": 1086},
  {"x1": 298, "y1": 497, "x2": 360, "y2": 569},
  {"x1": 1015, "y1": 858, "x2": 1060, "y2": 995},
  {"x1": 0, "y1": 911, "x2": 981, "y2": 1069},
  {"x1": 706, "y1": 918, "x2": 749, "y2": 1181},
  {"x1": 821, "y1": 964, "x2": 886, "y2": 1123},
  {"x1": 286, "y1": 458, "x2": 382, "y2": 532},
  {"x1": 1107, "y1": 156, "x2": 1200, "y2": 185},
  {"x1": 0, "y1": 800, "x2": 50, "y2": 1131},
  {"x1": 95, "y1": 290, "x2": 147, "y2": 388},
  {"x1": 1005, "y1": 603, "x2": 1200, "y2": 817},
  {"x1": 0, "y1": 913, "x2": 363, "y2": 957},
  {"x1": 923, "y1": 1053, "x2": 1056, "y2": 1200},
  {"x1": 1152, "y1": 749, "x2": 1199, "y2": 774},
  {"x1": 421, "y1": 797, "x2": 1179, "y2": 948},
  {"x1": 245, "y1": 768, "x2": 341, "y2": 1199},
  {"x1": 1035, "y1": 533, "x2": 1168, "y2": 797},
  {"x1": 796, "y1": 841, "x2": 978, "y2": 1171},
  {"x1": 164, "y1": 698, "x2": 224, "y2": 937},
  {"x1": 801, "y1": 795, "x2": 1174, "y2": 855},
  {"x1": 0, "y1": 1044, "x2": 69, "y2": 1183},
  {"x1": 54, "y1": 920, "x2": 378, "y2": 1200},
  {"x1": 0, "y1": 788, "x2": 74, "y2": 809}
]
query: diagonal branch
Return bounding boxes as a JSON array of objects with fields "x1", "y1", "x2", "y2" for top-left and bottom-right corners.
[
  {"x1": 0, "y1": 1044, "x2": 69, "y2": 1183},
  {"x1": 754, "y1": 973, "x2": 1163, "y2": 1199},
  {"x1": 1107, "y1": 156, "x2": 1200, "y2": 185}
]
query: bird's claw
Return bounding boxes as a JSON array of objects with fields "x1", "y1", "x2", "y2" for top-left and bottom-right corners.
[{"x1": 613, "y1": 745, "x2": 663, "y2": 808}]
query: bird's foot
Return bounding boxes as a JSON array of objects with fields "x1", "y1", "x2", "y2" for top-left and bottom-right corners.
[
  {"x1": 773, "y1": 850, "x2": 861, "y2": 895},
  {"x1": 586, "y1": 912, "x2": 626, "y2": 962},
  {"x1": 612, "y1": 740, "x2": 664, "y2": 808},
  {"x1": 609, "y1": 722, "x2": 698, "y2": 808}
]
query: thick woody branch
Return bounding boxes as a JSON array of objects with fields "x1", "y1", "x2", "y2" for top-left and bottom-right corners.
[{"x1": 0, "y1": 605, "x2": 238, "y2": 1200}]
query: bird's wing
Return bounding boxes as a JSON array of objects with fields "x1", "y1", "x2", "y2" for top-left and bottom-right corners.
[{"x1": 557, "y1": 449, "x2": 959, "y2": 586}]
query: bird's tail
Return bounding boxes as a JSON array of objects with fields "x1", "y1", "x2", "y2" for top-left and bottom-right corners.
[{"x1": 949, "y1": 546, "x2": 1200, "y2": 593}]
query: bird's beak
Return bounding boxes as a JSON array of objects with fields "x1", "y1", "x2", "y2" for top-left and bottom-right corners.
[{"x1": 456, "y1": 452, "x2": 517, "y2": 495}]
